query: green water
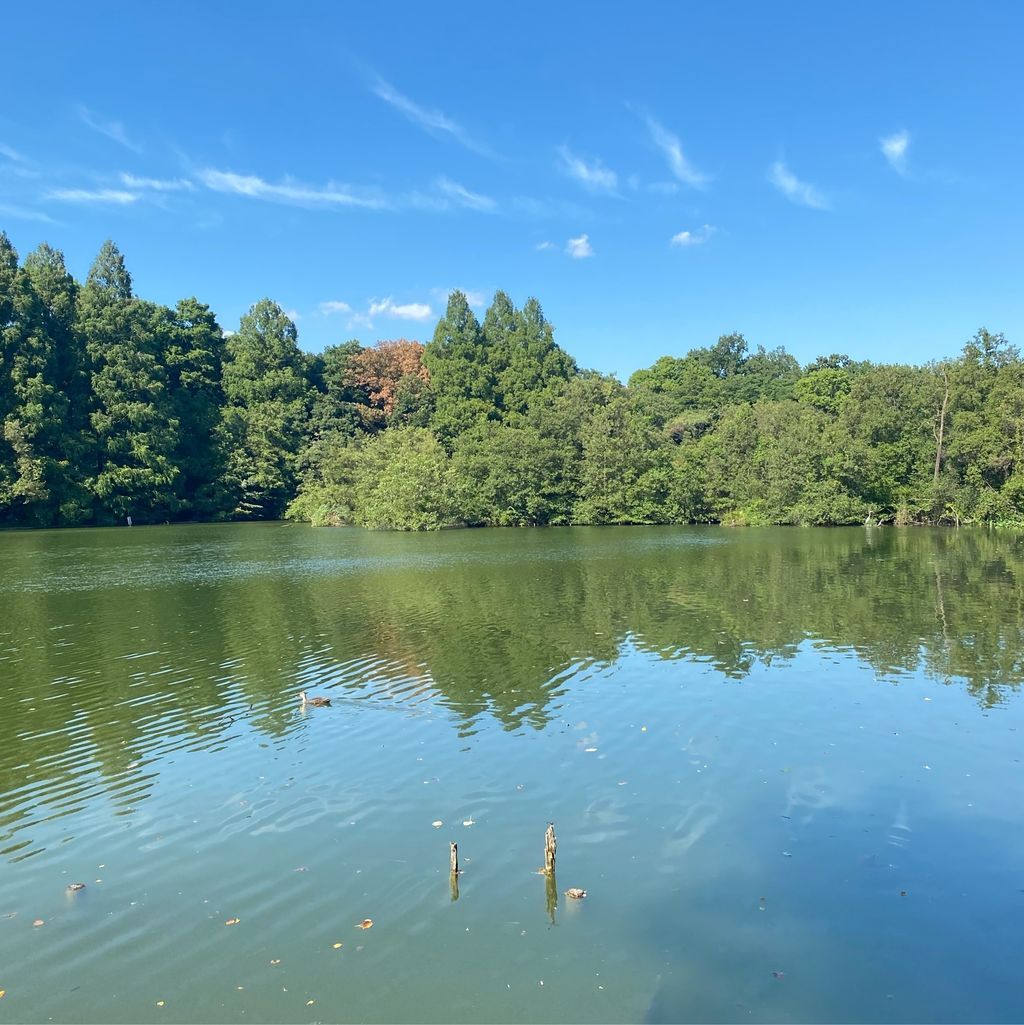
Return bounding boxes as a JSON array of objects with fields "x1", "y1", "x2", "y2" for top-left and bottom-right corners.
[{"x1": 1, "y1": 524, "x2": 1023, "y2": 1024}]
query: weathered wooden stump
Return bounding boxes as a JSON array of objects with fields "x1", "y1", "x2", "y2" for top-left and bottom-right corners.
[
  {"x1": 543, "y1": 822, "x2": 556, "y2": 875},
  {"x1": 449, "y1": 841, "x2": 460, "y2": 902}
]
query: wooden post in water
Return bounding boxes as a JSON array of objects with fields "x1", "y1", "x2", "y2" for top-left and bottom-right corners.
[
  {"x1": 542, "y1": 822, "x2": 557, "y2": 923},
  {"x1": 543, "y1": 823, "x2": 556, "y2": 875},
  {"x1": 449, "y1": 842, "x2": 460, "y2": 902}
]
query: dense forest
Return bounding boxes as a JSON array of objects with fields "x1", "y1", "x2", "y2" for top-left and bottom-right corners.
[{"x1": 2, "y1": 232, "x2": 1022, "y2": 530}]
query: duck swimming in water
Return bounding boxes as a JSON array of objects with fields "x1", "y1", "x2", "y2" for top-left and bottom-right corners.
[{"x1": 299, "y1": 691, "x2": 331, "y2": 707}]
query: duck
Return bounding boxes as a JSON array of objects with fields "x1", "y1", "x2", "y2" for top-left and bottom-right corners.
[{"x1": 299, "y1": 690, "x2": 331, "y2": 707}]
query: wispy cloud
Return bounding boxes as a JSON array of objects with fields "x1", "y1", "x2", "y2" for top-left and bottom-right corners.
[
  {"x1": 557, "y1": 145, "x2": 618, "y2": 194},
  {"x1": 566, "y1": 233, "x2": 594, "y2": 259},
  {"x1": 368, "y1": 297, "x2": 433, "y2": 321},
  {"x1": 283, "y1": 309, "x2": 302, "y2": 322},
  {"x1": 48, "y1": 188, "x2": 140, "y2": 204},
  {"x1": 880, "y1": 130, "x2": 910, "y2": 176},
  {"x1": 0, "y1": 143, "x2": 26, "y2": 163},
  {"x1": 0, "y1": 202, "x2": 57, "y2": 223},
  {"x1": 319, "y1": 300, "x2": 353, "y2": 315},
  {"x1": 371, "y1": 76, "x2": 493, "y2": 157},
  {"x1": 435, "y1": 177, "x2": 497, "y2": 212},
  {"x1": 120, "y1": 172, "x2": 194, "y2": 192},
  {"x1": 198, "y1": 168, "x2": 388, "y2": 210},
  {"x1": 768, "y1": 160, "x2": 829, "y2": 209},
  {"x1": 535, "y1": 240, "x2": 557, "y2": 251},
  {"x1": 670, "y1": 224, "x2": 716, "y2": 247},
  {"x1": 78, "y1": 105, "x2": 142, "y2": 152},
  {"x1": 645, "y1": 115, "x2": 710, "y2": 189},
  {"x1": 432, "y1": 287, "x2": 486, "y2": 309},
  {"x1": 347, "y1": 312, "x2": 375, "y2": 332}
]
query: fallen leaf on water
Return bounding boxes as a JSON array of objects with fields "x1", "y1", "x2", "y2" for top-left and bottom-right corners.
[
  {"x1": 332, "y1": 942, "x2": 343, "y2": 949},
  {"x1": 900, "y1": 890, "x2": 908, "y2": 897},
  {"x1": 356, "y1": 919, "x2": 373, "y2": 929},
  {"x1": 270, "y1": 959, "x2": 281, "y2": 966},
  {"x1": 156, "y1": 1000, "x2": 165, "y2": 1007},
  {"x1": 224, "y1": 918, "x2": 240, "y2": 926},
  {"x1": 66, "y1": 883, "x2": 86, "y2": 893},
  {"x1": 0, "y1": 989, "x2": 6, "y2": 999},
  {"x1": 772, "y1": 971, "x2": 785, "y2": 980},
  {"x1": 306, "y1": 999, "x2": 315, "y2": 1006},
  {"x1": 431, "y1": 820, "x2": 443, "y2": 828},
  {"x1": 462, "y1": 818, "x2": 475, "y2": 827},
  {"x1": 32, "y1": 919, "x2": 44, "y2": 928},
  {"x1": 564, "y1": 888, "x2": 587, "y2": 899}
]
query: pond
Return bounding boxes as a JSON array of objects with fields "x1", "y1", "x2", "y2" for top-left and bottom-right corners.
[{"x1": 1, "y1": 523, "x2": 1023, "y2": 1023}]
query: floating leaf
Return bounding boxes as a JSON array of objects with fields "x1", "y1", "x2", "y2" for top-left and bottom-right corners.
[
  {"x1": 462, "y1": 818, "x2": 475, "y2": 827},
  {"x1": 332, "y1": 942, "x2": 343, "y2": 949},
  {"x1": 32, "y1": 919, "x2": 44, "y2": 928},
  {"x1": 431, "y1": 820, "x2": 443, "y2": 828},
  {"x1": 66, "y1": 883, "x2": 86, "y2": 892},
  {"x1": 156, "y1": 1000, "x2": 165, "y2": 1007},
  {"x1": 356, "y1": 919, "x2": 373, "y2": 929},
  {"x1": 772, "y1": 971, "x2": 785, "y2": 980},
  {"x1": 224, "y1": 918, "x2": 240, "y2": 926},
  {"x1": 306, "y1": 999, "x2": 315, "y2": 1006},
  {"x1": 0, "y1": 989, "x2": 6, "y2": 999},
  {"x1": 564, "y1": 888, "x2": 587, "y2": 899},
  {"x1": 270, "y1": 959, "x2": 281, "y2": 966}
]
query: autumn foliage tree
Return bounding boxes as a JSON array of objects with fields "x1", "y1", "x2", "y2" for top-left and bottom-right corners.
[{"x1": 344, "y1": 340, "x2": 430, "y2": 428}]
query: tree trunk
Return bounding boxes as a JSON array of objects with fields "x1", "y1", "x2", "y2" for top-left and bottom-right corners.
[{"x1": 933, "y1": 367, "x2": 949, "y2": 484}]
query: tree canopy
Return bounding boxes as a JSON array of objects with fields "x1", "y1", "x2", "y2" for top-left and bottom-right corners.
[{"x1": 1, "y1": 233, "x2": 1022, "y2": 530}]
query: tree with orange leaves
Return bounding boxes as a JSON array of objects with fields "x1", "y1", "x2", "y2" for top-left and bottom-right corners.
[{"x1": 344, "y1": 340, "x2": 430, "y2": 419}]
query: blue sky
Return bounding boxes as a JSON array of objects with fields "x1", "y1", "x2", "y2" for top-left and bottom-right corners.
[{"x1": 2, "y1": 1, "x2": 1022, "y2": 380}]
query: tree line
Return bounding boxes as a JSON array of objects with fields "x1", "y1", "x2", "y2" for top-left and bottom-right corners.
[{"x1": 1, "y1": 232, "x2": 1022, "y2": 530}]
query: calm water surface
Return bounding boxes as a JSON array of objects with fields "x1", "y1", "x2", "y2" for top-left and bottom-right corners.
[{"x1": 1, "y1": 524, "x2": 1023, "y2": 1023}]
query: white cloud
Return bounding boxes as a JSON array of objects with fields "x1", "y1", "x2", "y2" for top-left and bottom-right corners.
[
  {"x1": 368, "y1": 297, "x2": 433, "y2": 321},
  {"x1": 347, "y1": 312, "x2": 375, "y2": 332},
  {"x1": 371, "y1": 76, "x2": 493, "y2": 157},
  {"x1": 0, "y1": 202, "x2": 56, "y2": 223},
  {"x1": 535, "y1": 240, "x2": 556, "y2": 251},
  {"x1": 670, "y1": 224, "x2": 716, "y2": 247},
  {"x1": 0, "y1": 143, "x2": 26, "y2": 163},
  {"x1": 880, "y1": 130, "x2": 910, "y2": 175},
  {"x1": 283, "y1": 309, "x2": 302, "y2": 322},
  {"x1": 566, "y1": 233, "x2": 594, "y2": 259},
  {"x1": 768, "y1": 160, "x2": 829, "y2": 209},
  {"x1": 78, "y1": 105, "x2": 141, "y2": 152},
  {"x1": 645, "y1": 115, "x2": 710, "y2": 189},
  {"x1": 198, "y1": 168, "x2": 388, "y2": 209},
  {"x1": 435, "y1": 177, "x2": 497, "y2": 212},
  {"x1": 557, "y1": 145, "x2": 618, "y2": 194},
  {"x1": 48, "y1": 188, "x2": 140, "y2": 204},
  {"x1": 319, "y1": 300, "x2": 353, "y2": 315},
  {"x1": 432, "y1": 287, "x2": 485, "y2": 308},
  {"x1": 120, "y1": 172, "x2": 194, "y2": 191}
]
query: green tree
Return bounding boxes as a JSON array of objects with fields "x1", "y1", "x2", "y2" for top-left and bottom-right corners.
[
  {"x1": 77, "y1": 241, "x2": 182, "y2": 522},
  {"x1": 220, "y1": 299, "x2": 312, "y2": 518},
  {"x1": 163, "y1": 297, "x2": 229, "y2": 517},
  {"x1": 423, "y1": 291, "x2": 494, "y2": 443}
]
